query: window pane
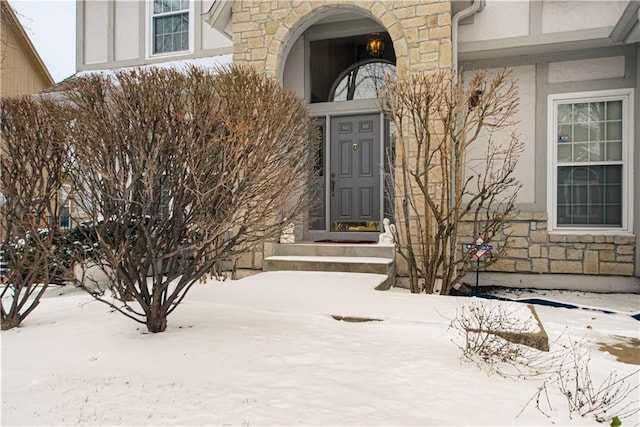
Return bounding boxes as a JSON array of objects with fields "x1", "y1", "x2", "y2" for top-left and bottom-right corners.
[
  {"x1": 573, "y1": 143, "x2": 588, "y2": 162},
  {"x1": 557, "y1": 144, "x2": 572, "y2": 162},
  {"x1": 557, "y1": 205, "x2": 572, "y2": 225},
  {"x1": 605, "y1": 206, "x2": 622, "y2": 225},
  {"x1": 607, "y1": 100, "x2": 622, "y2": 120},
  {"x1": 589, "y1": 122, "x2": 603, "y2": 141},
  {"x1": 573, "y1": 103, "x2": 589, "y2": 122},
  {"x1": 558, "y1": 124, "x2": 572, "y2": 142},
  {"x1": 572, "y1": 185, "x2": 587, "y2": 204},
  {"x1": 331, "y1": 62, "x2": 397, "y2": 101},
  {"x1": 176, "y1": 14, "x2": 188, "y2": 31},
  {"x1": 573, "y1": 123, "x2": 588, "y2": 142},
  {"x1": 606, "y1": 141, "x2": 622, "y2": 161},
  {"x1": 573, "y1": 204, "x2": 588, "y2": 222},
  {"x1": 606, "y1": 121, "x2": 622, "y2": 140},
  {"x1": 153, "y1": 0, "x2": 164, "y2": 14},
  {"x1": 589, "y1": 102, "x2": 605, "y2": 121},
  {"x1": 154, "y1": 0, "x2": 188, "y2": 14},
  {"x1": 590, "y1": 205, "x2": 604, "y2": 223},
  {"x1": 557, "y1": 166, "x2": 573, "y2": 183},
  {"x1": 557, "y1": 186, "x2": 570, "y2": 204},
  {"x1": 154, "y1": 35, "x2": 165, "y2": 54},
  {"x1": 309, "y1": 118, "x2": 326, "y2": 230},
  {"x1": 589, "y1": 184, "x2": 604, "y2": 203},
  {"x1": 572, "y1": 166, "x2": 588, "y2": 182},
  {"x1": 180, "y1": 32, "x2": 188, "y2": 50},
  {"x1": 558, "y1": 104, "x2": 572, "y2": 123},
  {"x1": 606, "y1": 165, "x2": 622, "y2": 183},
  {"x1": 606, "y1": 184, "x2": 622, "y2": 203},
  {"x1": 589, "y1": 142, "x2": 604, "y2": 161}
]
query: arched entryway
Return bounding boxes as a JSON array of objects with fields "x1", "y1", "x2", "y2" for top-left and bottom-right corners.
[{"x1": 280, "y1": 11, "x2": 398, "y2": 241}]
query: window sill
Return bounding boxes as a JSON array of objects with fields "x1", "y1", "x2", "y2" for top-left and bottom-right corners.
[
  {"x1": 146, "y1": 49, "x2": 193, "y2": 61},
  {"x1": 547, "y1": 228, "x2": 633, "y2": 236}
]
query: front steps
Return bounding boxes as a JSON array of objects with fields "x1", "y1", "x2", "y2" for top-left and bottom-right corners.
[{"x1": 263, "y1": 243, "x2": 396, "y2": 290}]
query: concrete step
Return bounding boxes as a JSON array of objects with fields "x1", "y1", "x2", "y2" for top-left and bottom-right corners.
[
  {"x1": 271, "y1": 243, "x2": 394, "y2": 258},
  {"x1": 264, "y1": 243, "x2": 396, "y2": 290}
]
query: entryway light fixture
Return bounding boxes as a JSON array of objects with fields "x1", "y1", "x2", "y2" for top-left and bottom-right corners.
[{"x1": 366, "y1": 32, "x2": 384, "y2": 57}]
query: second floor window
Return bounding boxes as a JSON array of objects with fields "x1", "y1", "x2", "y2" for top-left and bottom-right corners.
[{"x1": 152, "y1": 0, "x2": 190, "y2": 55}]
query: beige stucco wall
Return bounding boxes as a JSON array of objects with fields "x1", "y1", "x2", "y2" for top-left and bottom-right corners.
[
  {"x1": 114, "y1": 1, "x2": 140, "y2": 62},
  {"x1": 459, "y1": 0, "x2": 628, "y2": 44},
  {"x1": 83, "y1": 0, "x2": 109, "y2": 65}
]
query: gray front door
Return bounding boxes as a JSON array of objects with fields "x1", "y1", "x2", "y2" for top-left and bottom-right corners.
[{"x1": 330, "y1": 114, "x2": 381, "y2": 232}]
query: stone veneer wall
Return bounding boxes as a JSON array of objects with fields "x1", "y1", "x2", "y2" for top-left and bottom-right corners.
[
  {"x1": 232, "y1": 0, "x2": 452, "y2": 79},
  {"x1": 231, "y1": 0, "x2": 452, "y2": 271},
  {"x1": 459, "y1": 213, "x2": 636, "y2": 277}
]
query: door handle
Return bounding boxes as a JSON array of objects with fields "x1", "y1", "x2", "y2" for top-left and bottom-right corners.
[{"x1": 331, "y1": 172, "x2": 336, "y2": 197}]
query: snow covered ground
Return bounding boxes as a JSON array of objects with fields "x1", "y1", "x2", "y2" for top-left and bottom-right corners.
[{"x1": 2, "y1": 271, "x2": 639, "y2": 426}]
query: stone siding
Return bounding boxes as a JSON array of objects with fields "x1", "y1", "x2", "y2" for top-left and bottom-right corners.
[
  {"x1": 232, "y1": 0, "x2": 452, "y2": 79},
  {"x1": 460, "y1": 213, "x2": 636, "y2": 277}
]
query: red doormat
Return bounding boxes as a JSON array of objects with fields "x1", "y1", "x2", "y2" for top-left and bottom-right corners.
[{"x1": 314, "y1": 239, "x2": 377, "y2": 244}]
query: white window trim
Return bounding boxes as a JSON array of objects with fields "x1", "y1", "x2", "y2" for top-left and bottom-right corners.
[
  {"x1": 546, "y1": 88, "x2": 634, "y2": 234},
  {"x1": 145, "y1": 0, "x2": 195, "y2": 60}
]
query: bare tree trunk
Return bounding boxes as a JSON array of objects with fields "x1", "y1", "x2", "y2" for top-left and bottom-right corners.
[{"x1": 146, "y1": 305, "x2": 167, "y2": 333}]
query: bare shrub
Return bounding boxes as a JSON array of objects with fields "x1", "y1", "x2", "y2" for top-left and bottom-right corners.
[
  {"x1": 379, "y1": 69, "x2": 523, "y2": 294},
  {"x1": 523, "y1": 340, "x2": 639, "y2": 423},
  {"x1": 450, "y1": 300, "x2": 557, "y2": 379},
  {"x1": 64, "y1": 65, "x2": 316, "y2": 333},
  {"x1": 0, "y1": 96, "x2": 70, "y2": 330},
  {"x1": 453, "y1": 301, "x2": 639, "y2": 424}
]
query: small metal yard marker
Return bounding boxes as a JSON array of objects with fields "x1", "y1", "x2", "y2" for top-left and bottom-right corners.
[{"x1": 466, "y1": 237, "x2": 493, "y2": 293}]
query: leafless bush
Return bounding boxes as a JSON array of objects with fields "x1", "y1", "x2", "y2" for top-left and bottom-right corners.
[
  {"x1": 523, "y1": 340, "x2": 639, "y2": 423},
  {"x1": 379, "y1": 69, "x2": 523, "y2": 294},
  {"x1": 64, "y1": 65, "x2": 317, "y2": 333},
  {"x1": 0, "y1": 96, "x2": 71, "y2": 330},
  {"x1": 450, "y1": 300, "x2": 557, "y2": 379}
]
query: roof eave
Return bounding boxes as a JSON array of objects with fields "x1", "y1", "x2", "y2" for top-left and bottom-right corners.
[
  {"x1": 204, "y1": 0, "x2": 233, "y2": 40},
  {"x1": 610, "y1": 0, "x2": 640, "y2": 43}
]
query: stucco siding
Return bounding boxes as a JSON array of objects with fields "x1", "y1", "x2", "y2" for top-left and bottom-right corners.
[
  {"x1": 542, "y1": 1, "x2": 627, "y2": 34},
  {"x1": 460, "y1": 0, "x2": 627, "y2": 44},
  {"x1": 83, "y1": 0, "x2": 109, "y2": 65},
  {"x1": 114, "y1": 1, "x2": 139, "y2": 61},
  {"x1": 201, "y1": 19, "x2": 231, "y2": 51},
  {"x1": 458, "y1": 0, "x2": 529, "y2": 43},
  {"x1": 283, "y1": 36, "x2": 305, "y2": 99},
  {"x1": 548, "y1": 56, "x2": 626, "y2": 84},
  {"x1": 461, "y1": 65, "x2": 536, "y2": 205}
]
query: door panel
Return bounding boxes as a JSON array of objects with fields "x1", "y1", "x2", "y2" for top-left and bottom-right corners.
[{"x1": 330, "y1": 114, "x2": 380, "y2": 231}]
